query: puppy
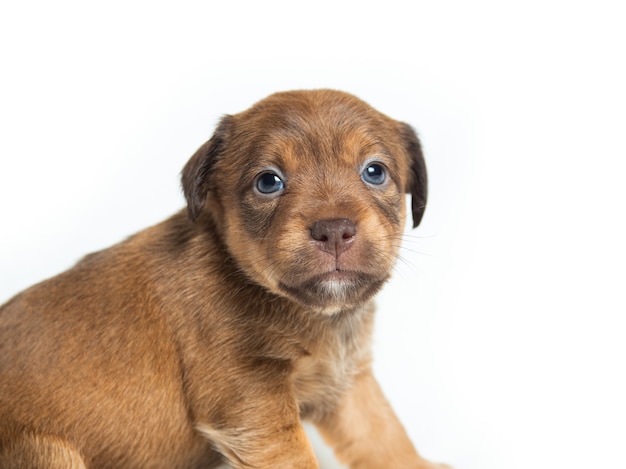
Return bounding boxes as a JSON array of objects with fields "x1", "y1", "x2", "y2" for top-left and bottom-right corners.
[{"x1": 0, "y1": 90, "x2": 446, "y2": 468}]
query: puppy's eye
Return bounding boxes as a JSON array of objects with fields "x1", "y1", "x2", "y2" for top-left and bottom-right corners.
[
  {"x1": 255, "y1": 172, "x2": 285, "y2": 195},
  {"x1": 361, "y1": 163, "x2": 387, "y2": 186}
]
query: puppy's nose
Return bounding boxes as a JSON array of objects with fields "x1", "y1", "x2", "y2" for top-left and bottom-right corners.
[{"x1": 310, "y1": 218, "x2": 356, "y2": 256}]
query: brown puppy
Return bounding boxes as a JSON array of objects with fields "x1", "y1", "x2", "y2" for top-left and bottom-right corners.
[{"x1": 0, "y1": 90, "x2": 445, "y2": 468}]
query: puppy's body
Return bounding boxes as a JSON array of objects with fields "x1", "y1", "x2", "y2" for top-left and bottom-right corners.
[{"x1": 0, "y1": 90, "x2": 445, "y2": 468}]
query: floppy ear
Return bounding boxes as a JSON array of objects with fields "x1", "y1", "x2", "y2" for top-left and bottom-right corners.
[
  {"x1": 400, "y1": 123, "x2": 428, "y2": 228},
  {"x1": 181, "y1": 116, "x2": 232, "y2": 221}
]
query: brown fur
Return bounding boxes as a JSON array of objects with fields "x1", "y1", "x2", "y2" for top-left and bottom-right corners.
[{"x1": 0, "y1": 90, "x2": 447, "y2": 468}]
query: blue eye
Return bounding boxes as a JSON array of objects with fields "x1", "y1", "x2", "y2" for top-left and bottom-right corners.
[
  {"x1": 362, "y1": 163, "x2": 387, "y2": 185},
  {"x1": 255, "y1": 172, "x2": 285, "y2": 195}
]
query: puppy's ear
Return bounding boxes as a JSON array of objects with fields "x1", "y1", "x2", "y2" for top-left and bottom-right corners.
[
  {"x1": 400, "y1": 123, "x2": 428, "y2": 228},
  {"x1": 181, "y1": 116, "x2": 232, "y2": 221}
]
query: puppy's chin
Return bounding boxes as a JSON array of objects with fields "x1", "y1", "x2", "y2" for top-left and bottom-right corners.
[{"x1": 277, "y1": 270, "x2": 388, "y2": 314}]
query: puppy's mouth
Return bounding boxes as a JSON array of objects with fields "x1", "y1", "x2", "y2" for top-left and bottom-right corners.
[{"x1": 277, "y1": 269, "x2": 387, "y2": 312}]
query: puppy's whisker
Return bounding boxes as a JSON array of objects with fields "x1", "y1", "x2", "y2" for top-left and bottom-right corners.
[
  {"x1": 398, "y1": 232, "x2": 439, "y2": 240},
  {"x1": 396, "y1": 246, "x2": 434, "y2": 258}
]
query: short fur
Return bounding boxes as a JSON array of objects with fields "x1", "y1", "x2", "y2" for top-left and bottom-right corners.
[{"x1": 0, "y1": 90, "x2": 448, "y2": 468}]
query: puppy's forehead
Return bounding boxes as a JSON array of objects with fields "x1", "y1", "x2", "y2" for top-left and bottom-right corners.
[{"x1": 231, "y1": 90, "x2": 400, "y2": 169}]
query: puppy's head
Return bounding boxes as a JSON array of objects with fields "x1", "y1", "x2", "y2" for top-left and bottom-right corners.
[{"x1": 182, "y1": 90, "x2": 427, "y2": 314}]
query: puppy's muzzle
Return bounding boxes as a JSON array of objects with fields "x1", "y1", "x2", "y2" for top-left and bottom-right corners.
[{"x1": 310, "y1": 218, "x2": 356, "y2": 257}]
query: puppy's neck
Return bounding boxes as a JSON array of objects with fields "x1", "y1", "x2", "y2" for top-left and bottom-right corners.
[{"x1": 152, "y1": 211, "x2": 375, "y2": 347}]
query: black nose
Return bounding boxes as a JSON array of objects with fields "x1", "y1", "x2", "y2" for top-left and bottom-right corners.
[{"x1": 310, "y1": 218, "x2": 357, "y2": 256}]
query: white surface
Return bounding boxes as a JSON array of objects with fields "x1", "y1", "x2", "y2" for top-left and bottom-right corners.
[{"x1": 1, "y1": 2, "x2": 625, "y2": 468}]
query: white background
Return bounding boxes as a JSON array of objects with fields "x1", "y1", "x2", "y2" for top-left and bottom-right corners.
[{"x1": 1, "y1": 2, "x2": 625, "y2": 468}]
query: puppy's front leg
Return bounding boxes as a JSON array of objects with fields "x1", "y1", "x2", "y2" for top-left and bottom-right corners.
[
  {"x1": 195, "y1": 375, "x2": 319, "y2": 469},
  {"x1": 198, "y1": 420, "x2": 317, "y2": 469},
  {"x1": 316, "y1": 368, "x2": 448, "y2": 469}
]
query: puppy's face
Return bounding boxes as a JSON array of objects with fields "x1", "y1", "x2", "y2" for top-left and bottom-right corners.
[{"x1": 183, "y1": 90, "x2": 427, "y2": 314}]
